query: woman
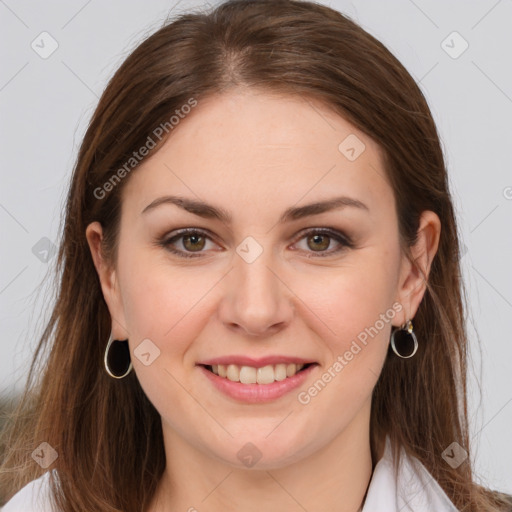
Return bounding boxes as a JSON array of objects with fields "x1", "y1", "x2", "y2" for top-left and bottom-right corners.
[{"x1": 1, "y1": 0, "x2": 510, "y2": 511}]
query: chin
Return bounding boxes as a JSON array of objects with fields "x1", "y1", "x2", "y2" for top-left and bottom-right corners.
[{"x1": 209, "y1": 432, "x2": 315, "y2": 471}]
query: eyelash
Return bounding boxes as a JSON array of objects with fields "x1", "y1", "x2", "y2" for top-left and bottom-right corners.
[{"x1": 158, "y1": 227, "x2": 353, "y2": 259}]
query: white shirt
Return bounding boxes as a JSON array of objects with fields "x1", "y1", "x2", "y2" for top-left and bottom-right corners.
[{"x1": 2, "y1": 437, "x2": 458, "y2": 512}]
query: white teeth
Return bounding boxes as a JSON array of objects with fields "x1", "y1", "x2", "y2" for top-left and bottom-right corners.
[
  {"x1": 226, "y1": 364, "x2": 239, "y2": 382},
  {"x1": 286, "y1": 363, "x2": 296, "y2": 378},
  {"x1": 257, "y1": 365, "x2": 275, "y2": 384},
  {"x1": 275, "y1": 364, "x2": 288, "y2": 381},
  {"x1": 209, "y1": 363, "x2": 306, "y2": 384},
  {"x1": 239, "y1": 366, "x2": 257, "y2": 384}
]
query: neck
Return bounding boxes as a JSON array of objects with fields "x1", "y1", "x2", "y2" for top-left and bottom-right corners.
[{"x1": 149, "y1": 402, "x2": 374, "y2": 512}]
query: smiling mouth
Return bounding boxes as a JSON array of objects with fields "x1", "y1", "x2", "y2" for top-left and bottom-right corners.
[{"x1": 201, "y1": 362, "x2": 316, "y2": 385}]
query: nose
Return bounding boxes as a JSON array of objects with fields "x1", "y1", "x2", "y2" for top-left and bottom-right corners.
[{"x1": 217, "y1": 249, "x2": 294, "y2": 337}]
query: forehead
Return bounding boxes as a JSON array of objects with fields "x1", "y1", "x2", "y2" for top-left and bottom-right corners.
[{"x1": 122, "y1": 89, "x2": 393, "y2": 224}]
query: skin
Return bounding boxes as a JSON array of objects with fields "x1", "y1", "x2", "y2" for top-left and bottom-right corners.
[{"x1": 86, "y1": 88, "x2": 441, "y2": 512}]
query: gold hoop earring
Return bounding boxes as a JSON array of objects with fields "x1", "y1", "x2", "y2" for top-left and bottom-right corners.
[{"x1": 390, "y1": 320, "x2": 418, "y2": 359}]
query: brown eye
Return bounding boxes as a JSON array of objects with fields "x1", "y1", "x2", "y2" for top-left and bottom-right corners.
[
  {"x1": 182, "y1": 234, "x2": 206, "y2": 252},
  {"x1": 293, "y1": 228, "x2": 352, "y2": 257},
  {"x1": 160, "y1": 229, "x2": 218, "y2": 258},
  {"x1": 306, "y1": 234, "x2": 331, "y2": 251}
]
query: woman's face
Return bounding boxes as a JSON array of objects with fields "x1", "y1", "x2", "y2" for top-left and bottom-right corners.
[{"x1": 87, "y1": 89, "x2": 437, "y2": 469}]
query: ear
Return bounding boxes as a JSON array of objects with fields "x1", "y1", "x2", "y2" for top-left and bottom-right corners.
[
  {"x1": 394, "y1": 210, "x2": 441, "y2": 325},
  {"x1": 85, "y1": 221, "x2": 129, "y2": 340}
]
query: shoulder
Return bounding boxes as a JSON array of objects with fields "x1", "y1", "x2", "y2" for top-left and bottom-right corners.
[{"x1": 2, "y1": 470, "x2": 56, "y2": 512}]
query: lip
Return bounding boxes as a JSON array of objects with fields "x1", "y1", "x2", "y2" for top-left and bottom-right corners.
[
  {"x1": 197, "y1": 355, "x2": 317, "y2": 367},
  {"x1": 198, "y1": 363, "x2": 318, "y2": 403}
]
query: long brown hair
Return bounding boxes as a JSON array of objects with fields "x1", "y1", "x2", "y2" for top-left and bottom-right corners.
[{"x1": 1, "y1": 1, "x2": 508, "y2": 510}]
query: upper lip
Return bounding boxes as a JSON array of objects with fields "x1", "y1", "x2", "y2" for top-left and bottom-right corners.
[{"x1": 197, "y1": 355, "x2": 317, "y2": 367}]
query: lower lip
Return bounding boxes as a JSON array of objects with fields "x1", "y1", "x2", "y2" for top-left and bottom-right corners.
[{"x1": 198, "y1": 364, "x2": 318, "y2": 403}]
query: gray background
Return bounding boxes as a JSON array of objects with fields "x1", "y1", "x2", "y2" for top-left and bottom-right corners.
[{"x1": 1, "y1": 0, "x2": 511, "y2": 494}]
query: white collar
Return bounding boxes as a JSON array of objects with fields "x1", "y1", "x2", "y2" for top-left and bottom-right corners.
[{"x1": 362, "y1": 436, "x2": 458, "y2": 511}]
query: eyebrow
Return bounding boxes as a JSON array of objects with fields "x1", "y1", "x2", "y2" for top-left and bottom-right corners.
[{"x1": 141, "y1": 194, "x2": 369, "y2": 223}]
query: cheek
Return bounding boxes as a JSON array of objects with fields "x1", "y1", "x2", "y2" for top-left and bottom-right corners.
[
  {"x1": 297, "y1": 253, "x2": 399, "y2": 352},
  {"x1": 118, "y1": 248, "x2": 216, "y2": 344},
  {"x1": 117, "y1": 254, "x2": 214, "y2": 417},
  {"x1": 291, "y1": 262, "x2": 398, "y2": 428}
]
